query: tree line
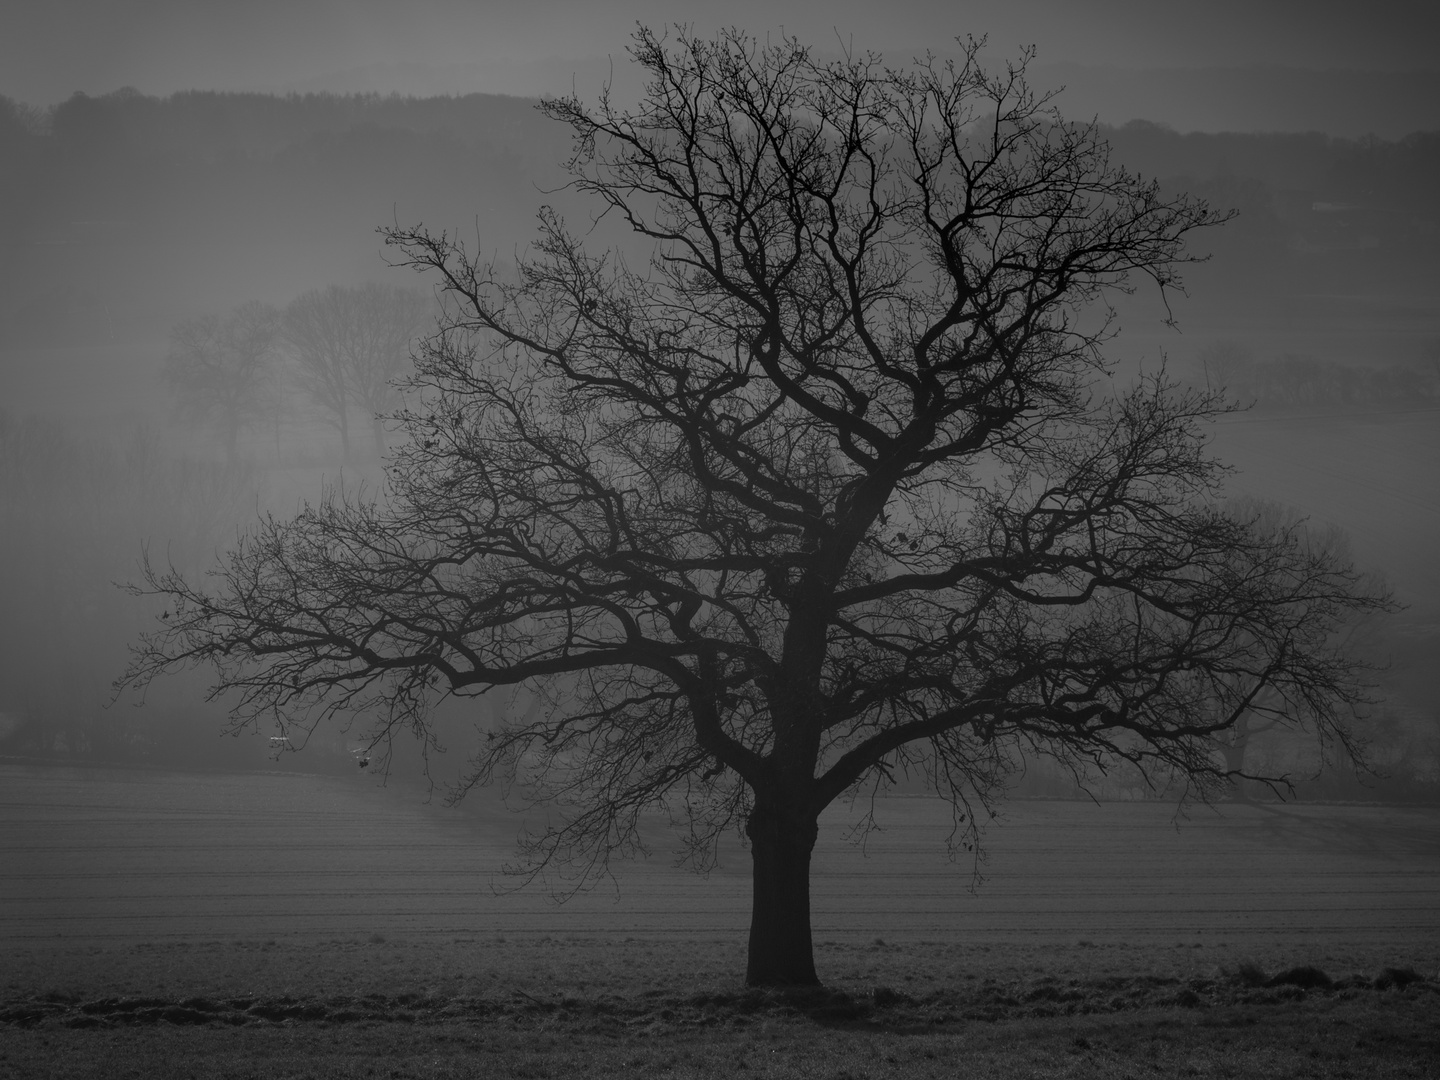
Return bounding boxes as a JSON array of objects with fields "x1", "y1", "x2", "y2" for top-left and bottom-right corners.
[
  {"x1": 0, "y1": 280, "x2": 433, "y2": 763},
  {"x1": 5, "y1": 85, "x2": 1435, "y2": 202},
  {"x1": 2, "y1": 89, "x2": 1438, "y2": 350},
  {"x1": 1183, "y1": 340, "x2": 1440, "y2": 411},
  {"x1": 0, "y1": 90, "x2": 567, "y2": 349},
  {"x1": 162, "y1": 283, "x2": 433, "y2": 462}
]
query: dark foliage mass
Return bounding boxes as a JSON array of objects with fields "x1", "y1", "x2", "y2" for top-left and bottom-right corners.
[{"x1": 120, "y1": 30, "x2": 1393, "y2": 985}]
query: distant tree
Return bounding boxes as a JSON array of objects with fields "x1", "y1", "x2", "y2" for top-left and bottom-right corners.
[
  {"x1": 162, "y1": 301, "x2": 280, "y2": 460},
  {"x1": 283, "y1": 283, "x2": 431, "y2": 460},
  {"x1": 341, "y1": 282, "x2": 433, "y2": 458},
  {"x1": 123, "y1": 30, "x2": 1390, "y2": 986},
  {"x1": 284, "y1": 286, "x2": 359, "y2": 460},
  {"x1": 1192, "y1": 340, "x2": 1255, "y2": 398},
  {"x1": 1203, "y1": 498, "x2": 1381, "y2": 798}
]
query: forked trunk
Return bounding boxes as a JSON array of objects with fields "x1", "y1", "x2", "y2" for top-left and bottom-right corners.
[{"x1": 745, "y1": 799, "x2": 820, "y2": 986}]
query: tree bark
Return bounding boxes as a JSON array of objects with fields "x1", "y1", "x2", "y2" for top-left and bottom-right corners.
[{"x1": 745, "y1": 798, "x2": 820, "y2": 986}]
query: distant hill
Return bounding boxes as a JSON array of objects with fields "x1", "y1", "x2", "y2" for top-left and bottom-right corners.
[
  {"x1": 0, "y1": 89, "x2": 1436, "y2": 354},
  {"x1": 1034, "y1": 65, "x2": 1440, "y2": 141},
  {"x1": 0, "y1": 90, "x2": 574, "y2": 345},
  {"x1": 265, "y1": 59, "x2": 1440, "y2": 140}
]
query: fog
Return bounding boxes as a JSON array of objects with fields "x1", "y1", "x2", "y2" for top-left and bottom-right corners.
[{"x1": 0, "y1": 12, "x2": 1436, "y2": 801}]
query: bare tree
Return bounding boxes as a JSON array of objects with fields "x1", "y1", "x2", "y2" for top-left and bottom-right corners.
[
  {"x1": 283, "y1": 286, "x2": 359, "y2": 461},
  {"x1": 1204, "y1": 499, "x2": 1368, "y2": 797},
  {"x1": 282, "y1": 283, "x2": 431, "y2": 461},
  {"x1": 161, "y1": 301, "x2": 279, "y2": 460},
  {"x1": 123, "y1": 30, "x2": 1390, "y2": 986},
  {"x1": 343, "y1": 282, "x2": 433, "y2": 458}
]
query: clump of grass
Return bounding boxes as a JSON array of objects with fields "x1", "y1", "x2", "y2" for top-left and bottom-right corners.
[
  {"x1": 1374, "y1": 967, "x2": 1422, "y2": 990},
  {"x1": 1267, "y1": 966, "x2": 1332, "y2": 990},
  {"x1": 1232, "y1": 961, "x2": 1269, "y2": 988},
  {"x1": 1230, "y1": 962, "x2": 1336, "y2": 990}
]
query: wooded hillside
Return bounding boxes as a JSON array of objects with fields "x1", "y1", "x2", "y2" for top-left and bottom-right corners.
[{"x1": 1, "y1": 91, "x2": 1437, "y2": 349}]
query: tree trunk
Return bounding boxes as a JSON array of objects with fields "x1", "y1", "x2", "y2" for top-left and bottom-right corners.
[
  {"x1": 745, "y1": 798, "x2": 820, "y2": 986},
  {"x1": 1218, "y1": 733, "x2": 1247, "y2": 778},
  {"x1": 1217, "y1": 712, "x2": 1256, "y2": 801}
]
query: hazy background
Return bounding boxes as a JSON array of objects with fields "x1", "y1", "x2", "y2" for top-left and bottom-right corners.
[
  {"x1": 6, "y1": 0, "x2": 1439, "y2": 136},
  {"x1": 1, "y1": 0, "x2": 1436, "y2": 798}
]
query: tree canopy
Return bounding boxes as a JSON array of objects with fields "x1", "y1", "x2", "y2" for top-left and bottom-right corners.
[{"x1": 122, "y1": 29, "x2": 1389, "y2": 986}]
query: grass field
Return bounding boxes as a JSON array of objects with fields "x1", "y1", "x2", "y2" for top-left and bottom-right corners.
[{"x1": 3, "y1": 762, "x2": 1438, "y2": 1077}]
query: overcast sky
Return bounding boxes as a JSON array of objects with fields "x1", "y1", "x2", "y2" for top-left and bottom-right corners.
[{"x1": 5, "y1": 0, "x2": 1433, "y2": 100}]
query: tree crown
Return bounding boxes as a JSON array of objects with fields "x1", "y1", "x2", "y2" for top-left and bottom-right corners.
[{"x1": 123, "y1": 29, "x2": 1389, "y2": 883}]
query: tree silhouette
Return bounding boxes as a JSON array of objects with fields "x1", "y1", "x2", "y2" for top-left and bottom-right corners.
[
  {"x1": 283, "y1": 283, "x2": 431, "y2": 460},
  {"x1": 123, "y1": 30, "x2": 1389, "y2": 986},
  {"x1": 161, "y1": 301, "x2": 279, "y2": 461},
  {"x1": 283, "y1": 286, "x2": 357, "y2": 460},
  {"x1": 342, "y1": 282, "x2": 433, "y2": 458}
]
